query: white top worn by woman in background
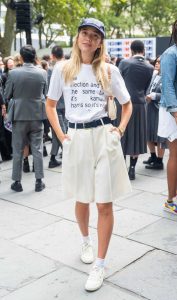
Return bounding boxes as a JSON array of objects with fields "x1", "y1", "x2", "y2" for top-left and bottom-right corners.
[{"x1": 46, "y1": 18, "x2": 132, "y2": 292}]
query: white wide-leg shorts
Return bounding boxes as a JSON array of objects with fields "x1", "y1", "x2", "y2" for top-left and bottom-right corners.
[
  {"x1": 158, "y1": 107, "x2": 177, "y2": 142},
  {"x1": 62, "y1": 124, "x2": 132, "y2": 203}
]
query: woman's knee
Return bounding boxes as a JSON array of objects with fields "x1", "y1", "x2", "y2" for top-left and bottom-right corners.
[
  {"x1": 97, "y1": 203, "x2": 113, "y2": 216},
  {"x1": 75, "y1": 201, "x2": 89, "y2": 212}
]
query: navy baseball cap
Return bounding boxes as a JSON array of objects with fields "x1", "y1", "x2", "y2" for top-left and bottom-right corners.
[{"x1": 78, "y1": 18, "x2": 105, "y2": 38}]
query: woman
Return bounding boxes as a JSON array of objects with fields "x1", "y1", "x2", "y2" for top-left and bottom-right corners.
[
  {"x1": 46, "y1": 18, "x2": 132, "y2": 291},
  {"x1": 0, "y1": 56, "x2": 14, "y2": 160},
  {"x1": 158, "y1": 20, "x2": 177, "y2": 214},
  {"x1": 143, "y1": 56, "x2": 166, "y2": 170},
  {"x1": 1, "y1": 56, "x2": 14, "y2": 92}
]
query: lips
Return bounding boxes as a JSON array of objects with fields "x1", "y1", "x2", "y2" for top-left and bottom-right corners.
[{"x1": 82, "y1": 43, "x2": 91, "y2": 46}]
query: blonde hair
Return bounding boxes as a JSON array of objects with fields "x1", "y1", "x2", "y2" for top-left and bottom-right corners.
[{"x1": 62, "y1": 34, "x2": 110, "y2": 91}]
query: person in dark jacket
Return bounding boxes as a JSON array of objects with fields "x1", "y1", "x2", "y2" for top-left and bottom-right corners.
[{"x1": 118, "y1": 40, "x2": 154, "y2": 180}]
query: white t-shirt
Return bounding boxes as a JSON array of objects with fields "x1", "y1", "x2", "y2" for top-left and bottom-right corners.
[{"x1": 47, "y1": 62, "x2": 130, "y2": 123}]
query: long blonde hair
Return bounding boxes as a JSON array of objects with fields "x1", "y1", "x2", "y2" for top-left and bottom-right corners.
[{"x1": 62, "y1": 34, "x2": 110, "y2": 91}]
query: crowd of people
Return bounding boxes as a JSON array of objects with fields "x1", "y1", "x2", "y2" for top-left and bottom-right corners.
[{"x1": 0, "y1": 17, "x2": 177, "y2": 292}]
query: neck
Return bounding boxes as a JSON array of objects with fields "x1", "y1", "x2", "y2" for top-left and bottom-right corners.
[
  {"x1": 81, "y1": 52, "x2": 94, "y2": 64},
  {"x1": 132, "y1": 52, "x2": 144, "y2": 57}
]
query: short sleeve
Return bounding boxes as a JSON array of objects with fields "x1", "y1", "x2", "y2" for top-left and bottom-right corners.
[
  {"x1": 110, "y1": 64, "x2": 130, "y2": 104},
  {"x1": 47, "y1": 63, "x2": 63, "y2": 101}
]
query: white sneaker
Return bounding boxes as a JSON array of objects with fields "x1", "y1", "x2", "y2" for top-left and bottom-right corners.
[
  {"x1": 80, "y1": 242, "x2": 94, "y2": 264},
  {"x1": 85, "y1": 265, "x2": 105, "y2": 291}
]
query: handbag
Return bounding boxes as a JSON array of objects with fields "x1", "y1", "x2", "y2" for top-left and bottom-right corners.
[{"x1": 107, "y1": 65, "x2": 117, "y2": 121}]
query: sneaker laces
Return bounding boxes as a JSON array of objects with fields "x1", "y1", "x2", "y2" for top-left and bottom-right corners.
[
  {"x1": 82, "y1": 242, "x2": 92, "y2": 251},
  {"x1": 88, "y1": 265, "x2": 104, "y2": 281}
]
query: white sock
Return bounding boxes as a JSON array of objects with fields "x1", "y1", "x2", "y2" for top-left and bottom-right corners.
[
  {"x1": 95, "y1": 257, "x2": 105, "y2": 268},
  {"x1": 82, "y1": 235, "x2": 92, "y2": 244}
]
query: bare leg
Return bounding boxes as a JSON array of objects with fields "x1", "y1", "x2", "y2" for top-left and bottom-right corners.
[
  {"x1": 75, "y1": 201, "x2": 90, "y2": 236},
  {"x1": 23, "y1": 145, "x2": 29, "y2": 157},
  {"x1": 167, "y1": 139, "x2": 177, "y2": 200},
  {"x1": 157, "y1": 143, "x2": 165, "y2": 158},
  {"x1": 147, "y1": 141, "x2": 156, "y2": 153},
  {"x1": 96, "y1": 203, "x2": 114, "y2": 259}
]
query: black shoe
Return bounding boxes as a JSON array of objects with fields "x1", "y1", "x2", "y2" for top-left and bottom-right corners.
[
  {"x1": 35, "y1": 180, "x2": 45, "y2": 192},
  {"x1": 44, "y1": 134, "x2": 52, "y2": 142},
  {"x1": 128, "y1": 166, "x2": 135, "y2": 180},
  {"x1": 145, "y1": 162, "x2": 164, "y2": 170},
  {"x1": 48, "y1": 159, "x2": 61, "y2": 168},
  {"x1": 43, "y1": 145, "x2": 48, "y2": 157},
  {"x1": 23, "y1": 158, "x2": 30, "y2": 173},
  {"x1": 11, "y1": 181, "x2": 23, "y2": 192},
  {"x1": 2, "y1": 155, "x2": 12, "y2": 161},
  {"x1": 143, "y1": 156, "x2": 155, "y2": 165}
]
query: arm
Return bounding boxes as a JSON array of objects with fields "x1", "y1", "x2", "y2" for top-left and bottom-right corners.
[
  {"x1": 161, "y1": 51, "x2": 177, "y2": 112},
  {"x1": 110, "y1": 100, "x2": 132, "y2": 137},
  {"x1": 4, "y1": 72, "x2": 13, "y2": 100},
  {"x1": 43, "y1": 70, "x2": 48, "y2": 98},
  {"x1": 110, "y1": 64, "x2": 132, "y2": 135},
  {"x1": 46, "y1": 98, "x2": 69, "y2": 143}
]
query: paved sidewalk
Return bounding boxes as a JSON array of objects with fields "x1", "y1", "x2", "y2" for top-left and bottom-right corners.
[{"x1": 0, "y1": 147, "x2": 177, "y2": 300}]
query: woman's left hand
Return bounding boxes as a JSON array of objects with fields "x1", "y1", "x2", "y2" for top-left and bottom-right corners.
[{"x1": 110, "y1": 126, "x2": 121, "y2": 139}]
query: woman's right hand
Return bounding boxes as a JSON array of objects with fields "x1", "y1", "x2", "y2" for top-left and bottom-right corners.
[{"x1": 60, "y1": 134, "x2": 71, "y2": 144}]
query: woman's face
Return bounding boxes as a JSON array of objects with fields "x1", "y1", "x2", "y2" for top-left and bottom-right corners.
[
  {"x1": 7, "y1": 58, "x2": 14, "y2": 70},
  {"x1": 78, "y1": 27, "x2": 102, "y2": 55},
  {"x1": 154, "y1": 58, "x2": 160, "y2": 72}
]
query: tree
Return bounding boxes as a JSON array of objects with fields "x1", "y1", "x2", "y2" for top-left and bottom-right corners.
[
  {"x1": 32, "y1": 0, "x2": 102, "y2": 48},
  {"x1": 138, "y1": 0, "x2": 177, "y2": 37},
  {"x1": 0, "y1": 1, "x2": 16, "y2": 57},
  {"x1": 100, "y1": 0, "x2": 140, "y2": 38}
]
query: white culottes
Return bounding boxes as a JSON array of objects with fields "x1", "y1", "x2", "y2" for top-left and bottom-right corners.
[
  {"x1": 62, "y1": 124, "x2": 132, "y2": 203},
  {"x1": 158, "y1": 107, "x2": 177, "y2": 142}
]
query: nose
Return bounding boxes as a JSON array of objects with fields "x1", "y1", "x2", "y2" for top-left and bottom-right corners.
[{"x1": 86, "y1": 34, "x2": 92, "y2": 42}]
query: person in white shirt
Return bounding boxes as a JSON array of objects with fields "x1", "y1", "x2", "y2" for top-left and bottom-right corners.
[
  {"x1": 46, "y1": 18, "x2": 132, "y2": 292},
  {"x1": 144, "y1": 56, "x2": 166, "y2": 170}
]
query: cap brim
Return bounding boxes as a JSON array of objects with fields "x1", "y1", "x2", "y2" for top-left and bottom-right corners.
[{"x1": 78, "y1": 24, "x2": 105, "y2": 38}]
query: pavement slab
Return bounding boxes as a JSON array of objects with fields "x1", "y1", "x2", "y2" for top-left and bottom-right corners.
[
  {"x1": 108, "y1": 250, "x2": 177, "y2": 300},
  {"x1": 0, "y1": 199, "x2": 60, "y2": 239},
  {"x1": 129, "y1": 218, "x2": 177, "y2": 254},
  {"x1": 0, "y1": 238, "x2": 60, "y2": 297},
  {"x1": 0, "y1": 181, "x2": 64, "y2": 210},
  {"x1": 1, "y1": 266, "x2": 146, "y2": 300},
  {"x1": 130, "y1": 175, "x2": 167, "y2": 194},
  {"x1": 117, "y1": 191, "x2": 177, "y2": 222},
  {"x1": 1, "y1": 151, "x2": 176, "y2": 300},
  {"x1": 13, "y1": 220, "x2": 152, "y2": 278}
]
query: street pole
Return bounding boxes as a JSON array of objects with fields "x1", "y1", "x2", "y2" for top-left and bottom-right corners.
[{"x1": 25, "y1": 29, "x2": 32, "y2": 45}]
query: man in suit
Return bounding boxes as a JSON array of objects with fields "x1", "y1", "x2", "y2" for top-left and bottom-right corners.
[
  {"x1": 118, "y1": 40, "x2": 154, "y2": 180},
  {"x1": 4, "y1": 45, "x2": 47, "y2": 192}
]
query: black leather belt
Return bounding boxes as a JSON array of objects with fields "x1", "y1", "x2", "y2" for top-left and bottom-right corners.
[{"x1": 68, "y1": 116, "x2": 111, "y2": 129}]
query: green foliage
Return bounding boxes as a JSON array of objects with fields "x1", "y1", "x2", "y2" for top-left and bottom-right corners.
[
  {"x1": 1, "y1": 0, "x2": 177, "y2": 55},
  {"x1": 32, "y1": 0, "x2": 102, "y2": 47}
]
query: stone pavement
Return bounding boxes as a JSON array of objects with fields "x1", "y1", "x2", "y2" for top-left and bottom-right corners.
[{"x1": 0, "y1": 147, "x2": 177, "y2": 300}]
